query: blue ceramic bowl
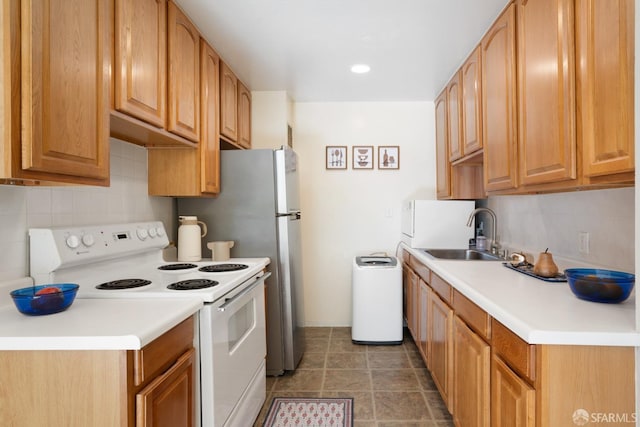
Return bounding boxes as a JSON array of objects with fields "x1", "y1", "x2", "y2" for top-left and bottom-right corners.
[
  {"x1": 564, "y1": 269, "x2": 634, "y2": 303},
  {"x1": 10, "y1": 284, "x2": 79, "y2": 315}
]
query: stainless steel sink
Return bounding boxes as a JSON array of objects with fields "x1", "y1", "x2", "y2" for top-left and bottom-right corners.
[{"x1": 422, "y1": 248, "x2": 503, "y2": 261}]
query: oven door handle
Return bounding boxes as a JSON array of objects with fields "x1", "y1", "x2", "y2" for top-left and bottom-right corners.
[{"x1": 217, "y1": 272, "x2": 271, "y2": 312}]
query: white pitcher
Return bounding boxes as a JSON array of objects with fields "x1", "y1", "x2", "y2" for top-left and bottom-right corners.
[
  {"x1": 207, "y1": 241, "x2": 235, "y2": 261},
  {"x1": 177, "y1": 216, "x2": 208, "y2": 262}
]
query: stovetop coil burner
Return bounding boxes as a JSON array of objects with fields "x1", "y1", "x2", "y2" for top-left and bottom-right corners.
[
  {"x1": 96, "y1": 279, "x2": 152, "y2": 290},
  {"x1": 199, "y1": 263, "x2": 249, "y2": 273},
  {"x1": 158, "y1": 263, "x2": 198, "y2": 271},
  {"x1": 167, "y1": 279, "x2": 219, "y2": 290}
]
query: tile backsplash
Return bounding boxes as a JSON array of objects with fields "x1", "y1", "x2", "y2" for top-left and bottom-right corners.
[
  {"x1": 488, "y1": 187, "x2": 634, "y2": 272},
  {"x1": 0, "y1": 138, "x2": 634, "y2": 281},
  {"x1": 0, "y1": 139, "x2": 174, "y2": 281}
]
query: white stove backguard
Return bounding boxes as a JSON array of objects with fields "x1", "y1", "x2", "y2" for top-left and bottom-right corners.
[
  {"x1": 28, "y1": 222, "x2": 270, "y2": 303},
  {"x1": 29, "y1": 221, "x2": 168, "y2": 283}
]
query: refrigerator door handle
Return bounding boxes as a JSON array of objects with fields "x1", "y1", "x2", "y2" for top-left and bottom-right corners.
[{"x1": 276, "y1": 211, "x2": 301, "y2": 219}]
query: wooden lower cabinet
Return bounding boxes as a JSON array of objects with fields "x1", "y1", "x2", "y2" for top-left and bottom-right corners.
[
  {"x1": 417, "y1": 280, "x2": 429, "y2": 363},
  {"x1": 137, "y1": 348, "x2": 195, "y2": 427},
  {"x1": 453, "y1": 316, "x2": 490, "y2": 427},
  {"x1": 405, "y1": 267, "x2": 420, "y2": 342},
  {"x1": 0, "y1": 317, "x2": 195, "y2": 427},
  {"x1": 535, "y1": 345, "x2": 635, "y2": 426},
  {"x1": 491, "y1": 354, "x2": 535, "y2": 427},
  {"x1": 427, "y1": 287, "x2": 453, "y2": 412},
  {"x1": 402, "y1": 264, "x2": 409, "y2": 324},
  {"x1": 402, "y1": 255, "x2": 636, "y2": 427}
]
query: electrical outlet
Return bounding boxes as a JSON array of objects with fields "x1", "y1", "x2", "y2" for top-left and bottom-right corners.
[{"x1": 578, "y1": 232, "x2": 590, "y2": 254}]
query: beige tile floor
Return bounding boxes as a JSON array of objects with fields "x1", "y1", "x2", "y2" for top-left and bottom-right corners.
[{"x1": 254, "y1": 327, "x2": 454, "y2": 427}]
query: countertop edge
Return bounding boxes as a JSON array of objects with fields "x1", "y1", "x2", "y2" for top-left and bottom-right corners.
[
  {"x1": 0, "y1": 298, "x2": 203, "y2": 351},
  {"x1": 402, "y1": 244, "x2": 640, "y2": 347}
]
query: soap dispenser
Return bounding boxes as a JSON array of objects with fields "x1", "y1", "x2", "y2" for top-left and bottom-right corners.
[
  {"x1": 476, "y1": 222, "x2": 486, "y2": 250},
  {"x1": 476, "y1": 231, "x2": 487, "y2": 251}
]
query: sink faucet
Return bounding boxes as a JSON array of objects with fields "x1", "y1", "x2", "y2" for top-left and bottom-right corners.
[{"x1": 466, "y1": 208, "x2": 499, "y2": 254}]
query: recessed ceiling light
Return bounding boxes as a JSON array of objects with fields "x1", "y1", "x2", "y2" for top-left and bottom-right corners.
[{"x1": 351, "y1": 64, "x2": 371, "y2": 74}]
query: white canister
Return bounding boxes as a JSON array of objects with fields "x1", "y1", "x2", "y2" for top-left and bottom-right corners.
[
  {"x1": 207, "y1": 241, "x2": 235, "y2": 261},
  {"x1": 177, "y1": 216, "x2": 208, "y2": 262}
]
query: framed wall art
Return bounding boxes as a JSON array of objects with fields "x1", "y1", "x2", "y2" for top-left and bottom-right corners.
[
  {"x1": 352, "y1": 146, "x2": 374, "y2": 169},
  {"x1": 378, "y1": 146, "x2": 399, "y2": 169},
  {"x1": 326, "y1": 146, "x2": 347, "y2": 169}
]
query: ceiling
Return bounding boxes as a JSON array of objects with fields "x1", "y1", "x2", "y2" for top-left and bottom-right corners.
[{"x1": 176, "y1": 0, "x2": 510, "y2": 102}]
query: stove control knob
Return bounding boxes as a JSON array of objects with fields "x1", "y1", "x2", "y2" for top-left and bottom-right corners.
[
  {"x1": 136, "y1": 228, "x2": 148, "y2": 240},
  {"x1": 66, "y1": 235, "x2": 80, "y2": 249},
  {"x1": 155, "y1": 227, "x2": 165, "y2": 237},
  {"x1": 81, "y1": 234, "x2": 95, "y2": 247},
  {"x1": 148, "y1": 227, "x2": 157, "y2": 238}
]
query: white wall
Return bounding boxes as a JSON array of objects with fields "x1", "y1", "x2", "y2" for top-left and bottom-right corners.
[
  {"x1": 294, "y1": 101, "x2": 435, "y2": 326},
  {"x1": 0, "y1": 139, "x2": 174, "y2": 281},
  {"x1": 251, "y1": 91, "x2": 292, "y2": 150}
]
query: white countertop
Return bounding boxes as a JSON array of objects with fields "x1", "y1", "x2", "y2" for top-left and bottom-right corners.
[
  {"x1": 404, "y1": 245, "x2": 639, "y2": 347},
  {"x1": 0, "y1": 279, "x2": 202, "y2": 350}
]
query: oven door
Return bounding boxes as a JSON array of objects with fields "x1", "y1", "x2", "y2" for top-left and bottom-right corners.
[{"x1": 199, "y1": 272, "x2": 269, "y2": 427}]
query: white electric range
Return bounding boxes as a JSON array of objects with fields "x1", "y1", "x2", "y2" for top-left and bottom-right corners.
[{"x1": 29, "y1": 221, "x2": 270, "y2": 427}]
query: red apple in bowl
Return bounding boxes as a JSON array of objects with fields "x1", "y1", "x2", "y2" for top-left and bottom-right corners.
[{"x1": 31, "y1": 286, "x2": 64, "y2": 312}]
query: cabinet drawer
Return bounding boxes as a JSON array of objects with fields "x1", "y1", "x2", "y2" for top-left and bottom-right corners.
[
  {"x1": 430, "y1": 273, "x2": 452, "y2": 305},
  {"x1": 133, "y1": 316, "x2": 195, "y2": 387},
  {"x1": 491, "y1": 319, "x2": 536, "y2": 382},
  {"x1": 453, "y1": 289, "x2": 491, "y2": 341},
  {"x1": 408, "y1": 256, "x2": 431, "y2": 283}
]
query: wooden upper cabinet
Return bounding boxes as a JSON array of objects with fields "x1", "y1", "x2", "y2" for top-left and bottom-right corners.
[
  {"x1": 516, "y1": 0, "x2": 576, "y2": 186},
  {"x1": 461, "y1": 46, "x2": 483, "y2": 156},
  {"x1": 200, "y1": 41, "x2": 221, "y2": 193},
  {"x1": 114, "y1": 0, "x2": 166, "y2": 128},
  {"x1": 167, "y1": 1, "x2": 200, "y2": 142},
  {"x1": 482, "y1": 3, "x2": 518, "y2": 192},
  {"x1": 446, "y1": 72, "x2": 463, "y2": 161},
  {"x1": 220, "y1": 61, "x2": 239, "y2": 142},
  {"x1": 148, "y1": 39, "x2": 220, "y2": 196},
  {"x1": 237, "y1": 81, "x2": 252, "y2": 149},
  {"x1": 435, "y1": 90, "x2": 451, "y2": 199},
  {"x1": 20, "y1": 0, "x2": 111, "y2": 183},
  {"x1": 576, "y1": 0, "x2": 634, "y2": 179}
]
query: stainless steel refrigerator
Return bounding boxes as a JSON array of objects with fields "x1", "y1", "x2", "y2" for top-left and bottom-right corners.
[{"x1": 178, "y1": 147, "x2": 305, "y2": 376}]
